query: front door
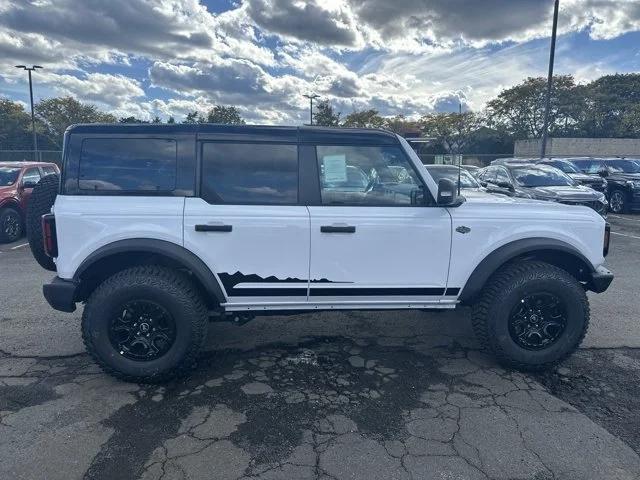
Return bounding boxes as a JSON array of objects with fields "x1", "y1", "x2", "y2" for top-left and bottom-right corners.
[
  {"x1": 19, "y1": 167, "x2": 41, "y2": 211},
  {"x1": 184, "y1": 141, "x2": 310, "y2": 307},
  {"x1": 307, "y1": 144, "x2": 453, "y2": 306}
]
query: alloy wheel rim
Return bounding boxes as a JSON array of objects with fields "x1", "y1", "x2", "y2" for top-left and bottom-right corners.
[
  {"x1": 109, "y1": 300, "x2": 176, "y2": 361},
  {"x1": 610, "y1": 192, "x2": 624, "y2": 213},
  {"x1": 3, "y1": 213, "x2": 19, "y2": 238},
  {"x1": 508, "y1": 292, "x2": 567, "y2": 350}
]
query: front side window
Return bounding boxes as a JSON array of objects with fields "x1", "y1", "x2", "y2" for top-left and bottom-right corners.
[
  {"x1": 79, "y1": 138, "x2": 177, "y2": 192},
  {"x1": 201, "y1": 143, "x2": 298, "y2": 204},
  {"x1": 316, "y1": 145, "x2": 423, "y2": 206}
]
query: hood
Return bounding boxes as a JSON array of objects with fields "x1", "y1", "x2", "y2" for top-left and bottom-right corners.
[
  {"x1": 608, "y1": 172, "x2": 640, "y2": 181},
  {"x1": 519, "y1": 185, "x2": 605, "y2": 202},
  {"x1": 569, "y1": 173, "x2": 603, "y2": 184}
]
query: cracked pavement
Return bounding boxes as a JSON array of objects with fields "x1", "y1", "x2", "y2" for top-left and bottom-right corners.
[{"x1": 1, "y1": 215, "x2": 640, "y2": 480}]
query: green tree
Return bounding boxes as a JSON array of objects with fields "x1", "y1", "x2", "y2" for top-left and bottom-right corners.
[
  {"x1": 420, "y1": 112, "x2": 483, "y2": 154},
  {"x1": 384, "y1": 115, "x2": 421, "y2": 135},
  {"x1": 183, "y1": 111, "x2": 204, "y2": 124},
  {"x1": 206, "y1": 105, "x2": 245, "y2": 124},
  {"x1": 486, "y1": 75, "x2": 584, "y2": 139},
  {"x1": 342, "y1": 109, "x2": 385, "y2": 128},
  {"x1": 36, "y1": 97, "x2": 116, "y2": 148},
  {"x1": 583, "y1": 73, "x2": 640, "y2": 138},
  {"x1": 118, "y1": 116, "x2": 148, "y2": 123},
  {"x1": 313, "y1": 100, "x2": 341, "y2": 126},
  {"x1": 0, "y1": 98, "x2": 33, "y2": 150},
  {"x1": 167, "y1": 116, "x2": 176, "y2": 124}
]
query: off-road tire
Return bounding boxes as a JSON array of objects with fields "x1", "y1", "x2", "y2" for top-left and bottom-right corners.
[
  {"x1": 82, "y1": 266, "x2": 208, "y2": 383},
  {"x1": 608, "y1": 188, "x2": 628, "y2": 214},
  {"x1": 26, "y1": 173, "x2": 59, "y2": 271},
  {"x1": 0, "y1": 207, "x2": 23, "y2": 243},
  {"x1": 471, "y1": 261, "x2": 589, "y2": 371}
]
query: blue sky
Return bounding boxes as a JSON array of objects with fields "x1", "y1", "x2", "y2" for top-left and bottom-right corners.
[{"x1": 0, "y1": 0, "x2": 638, "y2": 124}]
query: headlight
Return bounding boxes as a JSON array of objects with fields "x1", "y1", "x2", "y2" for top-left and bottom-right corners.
[{"x1": 628, "y1": 180, "x2": 640, "y2": 189}]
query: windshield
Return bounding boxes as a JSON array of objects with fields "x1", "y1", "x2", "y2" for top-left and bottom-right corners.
[
  {"x1": 0, "y1": 167, "x2": 21, "y2": 186},
  {"x1": 426, "y1": 167, "x2": 480, "y2": 189},
  {"x1": 511, "y1": 166, "x2": 574, "y2": 187},
  {"x1": 606, "y1": 160, "x2": 640, "y2": 173},
  {"x1": 549, "y1": 161, "x2": 580, "y2": 174}
]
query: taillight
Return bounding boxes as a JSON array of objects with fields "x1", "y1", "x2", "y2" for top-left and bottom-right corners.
[
  {"x1": 42, "y1": 214, "x2": 58, "y2": 257},
  {"x1": 603, "y1": 223, "x2": 610, "y2": 257}
]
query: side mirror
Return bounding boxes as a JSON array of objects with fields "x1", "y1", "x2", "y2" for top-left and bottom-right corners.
[
  {"x1": 22, "y1": 179, "x2": 38, "y2": 189},
  {"x1": 598, "y1": 168, "x2": 609, "y2": 178},
  {"x1": 437, "y1": 178, "x2": 464, "y2": 207}
]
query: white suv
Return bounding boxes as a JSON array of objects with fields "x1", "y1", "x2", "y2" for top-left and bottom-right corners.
[{"x1": 29, "y1": 124, "x2": 613, "y2": 382}]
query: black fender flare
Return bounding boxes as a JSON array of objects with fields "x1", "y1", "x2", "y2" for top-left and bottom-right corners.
[
  {"x1": 458, "y1": 237, "x2": 594, "y2": 304},
  {"x1": 74, "y1": 238, "x2": 226, "y2": 304}
]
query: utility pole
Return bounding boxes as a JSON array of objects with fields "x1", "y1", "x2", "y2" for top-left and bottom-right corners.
[
  {"x1": 15, "y1": 65, "x2": 43, "y2": 161},
  {"x1": 303, "y1": 93, "x2": 320, "y2": 125},
  {"x1": 540, "y1": 0, "x2": 559, "y2": 158}
]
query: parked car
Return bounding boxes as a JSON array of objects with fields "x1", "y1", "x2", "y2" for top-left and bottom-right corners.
[
  {"x1": 476, "y1": 164, "x2": 608, "y2": 216},
  {"x1": 571, "y1": 158, "x2": 640, "y2": 213},
  {"x1": 536, "y1": 158, "x2": 607, "y2": 193},
  {"x1": 460, "y1": 164, "x2": 480, "y2": 175},
  {"x1": 425, "y1": 164, "x2": 483, "y2": 191},
  {"x1": 30, "y1": 124, "x2": 611, "y2": 382},
  {"x1": 0, "y1": 161, "x2": 60, "y2": 243}
]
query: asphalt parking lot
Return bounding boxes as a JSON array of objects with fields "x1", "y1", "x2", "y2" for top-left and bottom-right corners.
[{"x1": 1, "y1": 215, "x2": 639, "y2": 480}]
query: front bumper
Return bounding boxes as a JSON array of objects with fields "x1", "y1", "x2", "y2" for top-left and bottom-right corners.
[
  {"x1": 587, "y1": 265, "x2": 614, "y2": 293},
  {"x1": 43, "y1": 277, "x2": 78, "y2": 312}
]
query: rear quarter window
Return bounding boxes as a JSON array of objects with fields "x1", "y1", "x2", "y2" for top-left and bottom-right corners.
[{"x1": 79, "y1": 138, "x2": 177, "y2": 192}]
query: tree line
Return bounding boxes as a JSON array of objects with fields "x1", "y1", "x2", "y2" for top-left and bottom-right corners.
[{"x1": 1, "y1": 73, "x2": 638, "y2": 154}]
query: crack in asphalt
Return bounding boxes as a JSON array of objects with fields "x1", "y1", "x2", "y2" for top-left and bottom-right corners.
[{"x1": 1, "y1": 337, "x2": 640, "y2": 480}]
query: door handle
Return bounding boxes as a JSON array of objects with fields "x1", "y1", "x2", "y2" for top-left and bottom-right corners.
[
  {"x1": 195, "y1": 224, "x2": 232, "y2": 232},
  {"x1": 320, "y1": 225, "x2": 356, "y2": 233}
]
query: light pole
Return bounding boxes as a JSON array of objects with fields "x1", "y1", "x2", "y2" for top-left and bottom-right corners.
[
  {"x1": 15, "y1": 65, "x2": 43, "y2": 161},
  {"x1": 540, "y1": 0, "x2": 559, "y2": 158},
  {"x1": 303, "y1": 93, "x2": 320, "y2": 125}
]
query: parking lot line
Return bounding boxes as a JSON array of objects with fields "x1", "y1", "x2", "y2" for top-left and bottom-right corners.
[
  {"x1": 10, "y1": 243, "x2": 28, "y2": 250},
  {"x1": 611, "y1": 231, "x2": 640, "y2": 240}
]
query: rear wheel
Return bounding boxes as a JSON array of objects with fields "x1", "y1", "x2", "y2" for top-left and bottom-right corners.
[
  {"x1": 608, "y1": 188, "x2": 628, "y2": 214},
  {"x1": 82, "y1": 266, "x2": 208, "y2": 383},
  {"x1": 0, "y1": 207, "x2": 23, "y2": 243},
  {"x1": 26, "y1": 174, "x2": 59, "y2": 271},
  {"x1": 472, "y1": 261, "x2": 589, "y2": 371}
]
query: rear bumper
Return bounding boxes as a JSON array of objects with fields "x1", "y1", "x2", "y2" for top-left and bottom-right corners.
[
  {"x1": 587, "y1": 265, "x2": 614, "y2": 293},
  {"x1": 43, "y1": 277, "x2": 78, "y2": 312}
]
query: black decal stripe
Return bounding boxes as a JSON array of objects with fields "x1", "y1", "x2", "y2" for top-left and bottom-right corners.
[
  {"x1": 310, "y1": 287, "x2": 446, "y2": 297},
  {"x1": 229, "y1": 287, "x2": 307, "y2": 297}
]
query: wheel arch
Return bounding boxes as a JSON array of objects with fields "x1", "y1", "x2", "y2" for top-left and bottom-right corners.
[
  {"x1": 0, "y1": 197, "x2": 23, "y2": 215},
  {"x1": 74, "y1": 238, "x2": 225, "y2": 308},
  {"x1": 458, "y1": 238, "x2": 595, "y2": 305}
]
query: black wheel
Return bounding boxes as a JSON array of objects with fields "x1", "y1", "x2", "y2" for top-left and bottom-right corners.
[
  {"x1": 608, "y1": 189, "x2": 628, "y2": 214},
  {"x1": 82, "y1": 266, "x2": 208, "y2": 383},
  {"x1": 472, "y1": 261, "x2": 589, "y2": 371},
  {"x1": 0, "y1": 207, "x2": 23, "y2": 243},
  {"x1": 26, "y1": 174, "x2": 59, "y2": 271}
]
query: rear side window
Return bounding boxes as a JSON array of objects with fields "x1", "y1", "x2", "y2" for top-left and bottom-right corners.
[
  {"x1": 201, "y1": 143, "x2": 298, "y2": 204},
  {"x1": 79, "y1": 138, "x2": 177, "y2": 192},
  {"x1": 42, "y1": 166, "x2": 57, "y2": 176}
]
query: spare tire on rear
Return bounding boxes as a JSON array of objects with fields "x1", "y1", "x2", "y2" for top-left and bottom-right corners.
[{"x1": 27, "y1": 173, "x2": 59, "y2": 271}]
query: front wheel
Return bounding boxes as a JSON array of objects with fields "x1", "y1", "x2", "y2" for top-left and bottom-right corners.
[
  {"x1": 472, "y1": 261, "x2": 589, "y2": 371},
  {"x1": 82, "y1": 266, "x2": 208, "y2": 383},
  {"x1": 608, "y1": 189, "x2": 628, "y2": 214},
  {"x1": 0, "y1": 207, "x2": 23, "y2": 243}
]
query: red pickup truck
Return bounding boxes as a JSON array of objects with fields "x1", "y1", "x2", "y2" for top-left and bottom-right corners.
[{"x1": 0, "y1": 161, "x2": 60, "y2": 243}]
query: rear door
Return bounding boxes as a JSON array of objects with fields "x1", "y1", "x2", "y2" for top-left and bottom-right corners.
[
  {"x1": 19, "y1": 167, "x2": 41, "y2": 211},
  {"x1": 307, "y1": 143, "x2": 453, "y2": 306},
  {"x1": 183, "y1": 140, "x2": 310, "y2": 307}
]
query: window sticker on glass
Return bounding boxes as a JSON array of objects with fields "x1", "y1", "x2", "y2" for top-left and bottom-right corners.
[{"x1": 322, "y1": 154, "x2": 347, "y2": 183}]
